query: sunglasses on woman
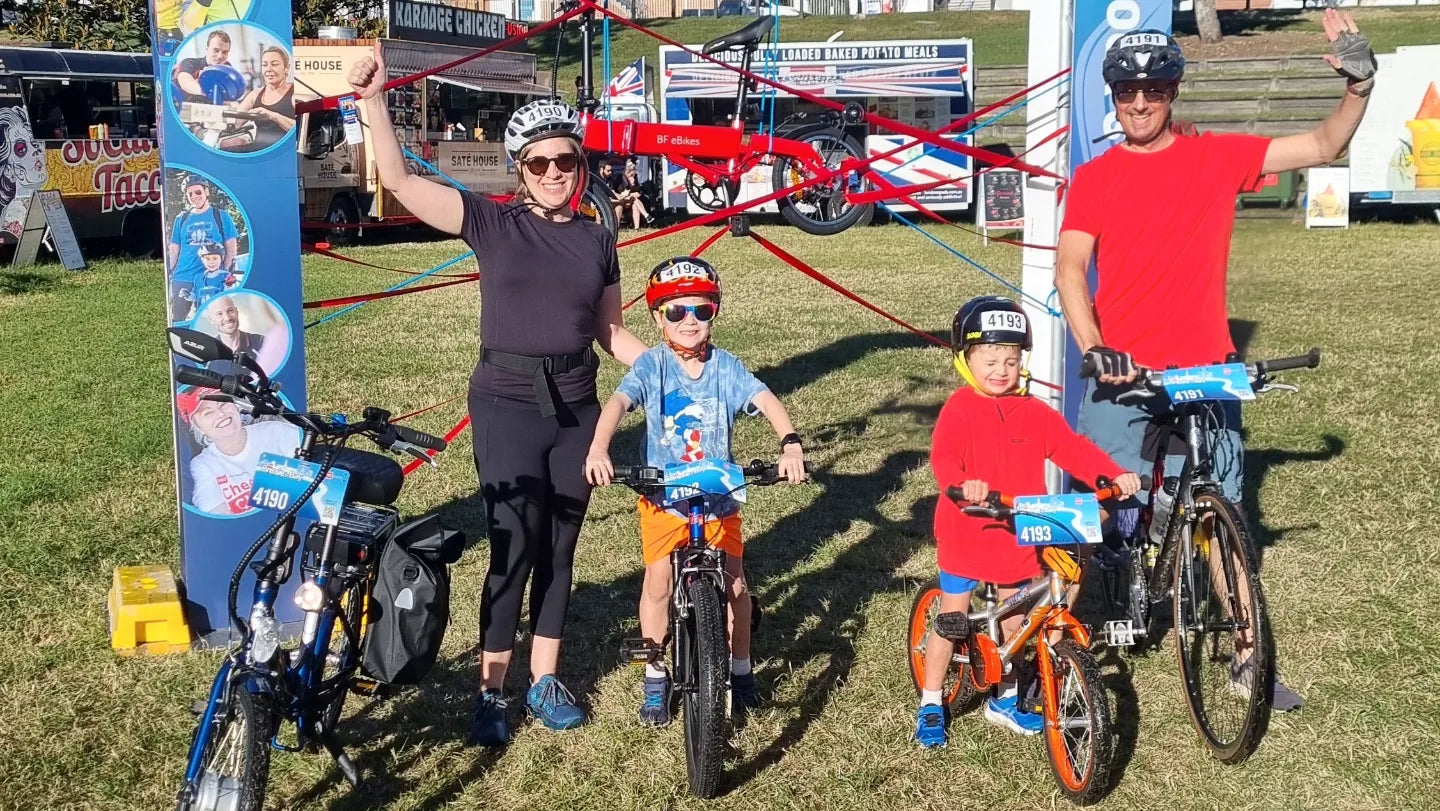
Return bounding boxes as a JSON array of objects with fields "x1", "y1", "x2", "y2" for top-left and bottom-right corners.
[
  {"x1": 520, "y1": 152, "x2": 580, "y2": 176},
  {"x1": 659, "y1": 302, "x2": 717, "y2": 323},
  {"x1": 1113, "y1": 87, "x2": 1171, "y2": 104}
]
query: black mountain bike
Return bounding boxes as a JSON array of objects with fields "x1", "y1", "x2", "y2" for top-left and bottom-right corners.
[
  {"x1": 1084, "y1": 348, "x2": 1321, "y2": 764},
  {"x1": 610, "y1": 460, "x2": 808, "y2": 798},
  {"x1": 168, "y1": 327, "x2": 458, "y2": 811}
]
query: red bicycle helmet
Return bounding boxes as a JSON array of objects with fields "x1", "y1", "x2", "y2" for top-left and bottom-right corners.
[{"x1": 645, "y1": 257, "x2": 721, "y2": 309}]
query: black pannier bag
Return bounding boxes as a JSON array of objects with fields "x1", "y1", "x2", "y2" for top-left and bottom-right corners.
[{"x1": 361, "y1": 514, "x2": 465, "y2": 685}]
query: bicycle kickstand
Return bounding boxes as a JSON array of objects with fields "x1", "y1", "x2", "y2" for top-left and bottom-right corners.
[{"x1": 316, "y1": 724, "x2": 361, "y2": 786}]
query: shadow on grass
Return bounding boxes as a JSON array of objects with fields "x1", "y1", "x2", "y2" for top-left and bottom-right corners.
[
  {"x1": 1242, "y1": 434, "x2": 1345, "y2": 558},
  {"x1": 0, "y1": 270, "x2": 63, "y2": 296}
]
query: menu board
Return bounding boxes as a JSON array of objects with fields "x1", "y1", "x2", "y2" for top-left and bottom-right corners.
[{"x1": 981, "y1": 169, "x2": 1025, "y2": 229}]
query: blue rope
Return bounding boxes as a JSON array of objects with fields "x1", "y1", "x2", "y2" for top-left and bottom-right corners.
[
  {"x1": 879, "y1": 202, "x2": 1059, "y2": 316},
  {"x1": 402, "y1": 146, "x2": 469, "y2": 191},
  {"x1": 762, "y1": 11, "x2": 779, "y2": 152},
  {"x1": 602, "y1": 2, "x2": 613, "y2": 152},
  {"x1": 305, "y1": 250, "x2": 476, "y2": 329}
]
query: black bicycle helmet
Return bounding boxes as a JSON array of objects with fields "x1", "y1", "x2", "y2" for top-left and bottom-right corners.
[
  {"x1": 952, "y1": 296, "x2": 1032, "y2": 352},
  {"x1": 1102, "y1": 29, "x2": 1185, "y2": 85}
]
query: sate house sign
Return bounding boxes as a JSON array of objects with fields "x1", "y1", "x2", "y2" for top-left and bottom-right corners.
[{"x1": 388, "y1": 0, "x2": 510, "y2": 48}]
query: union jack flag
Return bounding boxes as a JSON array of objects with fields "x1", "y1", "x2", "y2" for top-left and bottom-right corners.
[{"x1": 605, "y1": 58, "x2": 646, "y2": 100}]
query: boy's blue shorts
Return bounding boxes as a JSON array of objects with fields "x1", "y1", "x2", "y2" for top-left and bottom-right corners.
[{"x1": 939, "y1": 570, "x2": 980, "y2": 595}]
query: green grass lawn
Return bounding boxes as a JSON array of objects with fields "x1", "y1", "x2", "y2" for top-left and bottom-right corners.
[{"x1": 2, "y1": 217, "x2": 1438, "y2": 809}]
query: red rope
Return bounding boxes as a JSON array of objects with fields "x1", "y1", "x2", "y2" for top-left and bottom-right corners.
[
  {"x1": 691, "y1": 225, "x2": 730, "y2": 258},
  {"x1": 304, "y1": 244, "x2": 478, "y2": 276},
  {"x1": 392, "y1": 393, "x2": 467, "y2": 423},
  {"x1": 747, "y1": 230, "x2": 948, "y2": 349},
  {"x1": 299, "y1": 217, "x2": 419, "y2": 230},
  {"x1": 588, "y1": 3, "x2": 1065, "y2": 181},
  {"x1": 302, "y1": 274, "x2": 477, "y2": 309},
  {"x1": 402, "y1": 415, "x2": 473, "y2": 476}
]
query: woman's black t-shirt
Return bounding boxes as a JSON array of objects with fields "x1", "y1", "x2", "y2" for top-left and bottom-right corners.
[{"x1": 460, "y1": 191, "x2": 621, "y2": 405}]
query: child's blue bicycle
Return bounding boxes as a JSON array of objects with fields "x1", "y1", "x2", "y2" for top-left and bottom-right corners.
[
  {"x1": 167, "y1": 327, "x2": 459, "y2": 811},
  {"x1": 609, "y1": 460, "x2": 809, "y2": 799}
]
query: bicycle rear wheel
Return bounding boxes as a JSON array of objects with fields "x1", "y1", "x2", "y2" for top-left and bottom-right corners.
[
  {"x1": 1173, "y1": 489, "x2": 1272, "y2": 764},
  {"x1": 319, "y1": 577, "x2": 369, "y2": 734},
  {"x1": 177, "y1": 684, "x2": 272, "y2": 811},
  {"x1": 772, "y1": 128, "x2": 874, "y2": 236},
  {"x1": 683, "y1": 579, "x2": 728, "y2": 799},
  {"x1": 1041, "y1": 640, "x2": 1115, "y2": 805},
  {"x1": 577, "y1": 177, "x2": 618, "y2": 238},
  {"x1": 906, "y1": 579, "x2": 975, "y2": 711}
]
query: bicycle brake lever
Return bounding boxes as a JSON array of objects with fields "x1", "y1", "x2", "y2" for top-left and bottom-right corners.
[
  {"x1": 1256, "y1": 381, "x2": 1299, "y2": 395},
  {"x1": 392, "y1": 441, "x2": 437, "y2": 467},
  {"x1": 1115, "y1": 388, "x2": 1159, "y2": 405}
]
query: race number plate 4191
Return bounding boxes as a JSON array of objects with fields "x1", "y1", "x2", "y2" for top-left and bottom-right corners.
[
  {"x1": 1160, "y1": 363, "x2": 1256, "y2": 403},
  {"x1": 249, "y1": 453, "x2": 351, "y2": 527}
]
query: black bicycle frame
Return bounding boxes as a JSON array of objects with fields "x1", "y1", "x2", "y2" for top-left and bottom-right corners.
[{"x1": 670, "y1": 497, "x2": 728, "y2": 697}]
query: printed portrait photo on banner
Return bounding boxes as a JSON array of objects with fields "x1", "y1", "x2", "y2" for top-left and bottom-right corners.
[
  {"x1": 195, "y1": 291, "x2": 292, "y2": 377},
  {"x1": 171, "y1": 24, "x2": 296, "y2": 155},
  {"x1": 176, "y1": 385, "x2": 301, "y2": 517},
  {"x1": 164, "y1": 169, "x2": 251, "y2": 324}
]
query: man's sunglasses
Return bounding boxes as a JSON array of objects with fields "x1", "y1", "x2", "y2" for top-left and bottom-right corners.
[
  {"x1": 520, "y1": 152, "x2": 580, "y2": 176},
  {"x1": 659, "y1": 302, "x2": 717, "y2": 323},
  {"x1": 1113, "y1": 87, "x2": 1172, "y2": 104}
]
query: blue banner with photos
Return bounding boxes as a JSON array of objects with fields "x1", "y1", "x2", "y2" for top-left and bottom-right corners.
[
  {"x1": 150, "y1": 0, "x2": 306, "y2": 642},
  {"x1": 1062, "y1": 0, "x2": 1172, "y2": 427}
]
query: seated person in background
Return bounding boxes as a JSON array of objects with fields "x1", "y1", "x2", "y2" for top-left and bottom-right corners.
[{"x1": 612, "y1": 159, "x2": 650, "y2": 229}]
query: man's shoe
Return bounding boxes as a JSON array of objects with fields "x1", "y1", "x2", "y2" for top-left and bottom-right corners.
[{"x1": 466, "y1": 689, "x2": 511, "y2": 747}]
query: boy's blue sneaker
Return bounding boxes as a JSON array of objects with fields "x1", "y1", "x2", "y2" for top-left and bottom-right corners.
[
  {"x1": 731, "y1": 672, "x2": 760, "y2": 710},
  {"x1": 526, "y1": 675, "x2": 587, "y2": 731},
  {"x1": 914, "y1": 703, "x2": 947, "y2": 748},
  {"x1": 638, "y1": 674, "x2": 672, "y2": 727},
  {"x1": 467, "y1": 689, "x2": 511, "y2": 747},
  {"x1": 983, "y1": 694, "x2": 1043, "y2": 736}
]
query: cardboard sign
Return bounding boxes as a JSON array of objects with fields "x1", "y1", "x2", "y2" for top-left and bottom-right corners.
[
  {"x1": 10, "y1": 190, "x2": 86, "y2": 270},
  {"x1": 980, "y1": 168, "x2": 1025, "y2": 230},
  {"x1": 1305, "y1": 167, "x2": 1350, "y2": 229}
]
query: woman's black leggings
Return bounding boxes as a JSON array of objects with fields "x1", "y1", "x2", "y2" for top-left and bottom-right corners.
[{"x1": 469, "y1": 393, "x2": 598, "y2": 652}]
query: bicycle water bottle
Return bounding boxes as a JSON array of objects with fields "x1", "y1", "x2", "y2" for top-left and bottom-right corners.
[{"x1": 1147, "y1": 478, "x2": 1180, "y2": 546}]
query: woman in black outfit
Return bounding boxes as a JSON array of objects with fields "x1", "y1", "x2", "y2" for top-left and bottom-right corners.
[
  {"x1": 225, "y1": 46, "x2": 295, "y2": 153},
  {"x1": 348, "y1": 44, "x2": 646, "y2": 745}
]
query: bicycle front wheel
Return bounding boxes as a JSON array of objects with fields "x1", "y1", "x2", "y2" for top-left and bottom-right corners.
[
  {"x1": 1173, "y1": 489, "x2": 1273, "y2": 764},
  {"x1": 177, "y1": 685, "x2": 272, "y2": 811},
  {"x1": 683, "y1": 579, "x2": 728, "y2": 799},
  {"x1": 577, "y1": 176, "x2": 618, "y2": 238},
  {"x1": 906, "y1": 579, "x2": 975, "y2": 711},
  {"x1": 1041, "y1": 640, "x2": 1115, "y2": 805}
]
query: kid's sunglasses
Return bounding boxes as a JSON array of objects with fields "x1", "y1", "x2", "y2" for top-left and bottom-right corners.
[
  {"x1": 658, "y1": 302, "x2": 717, "y2": 323},
  {"x1": 520, "y1": 152, "x2": 580, "y2": 176}
]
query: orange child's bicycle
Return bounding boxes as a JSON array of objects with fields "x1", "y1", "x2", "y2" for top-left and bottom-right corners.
[{"x1": 907, "y1": 478, "x2": 1140, "y2": 805}]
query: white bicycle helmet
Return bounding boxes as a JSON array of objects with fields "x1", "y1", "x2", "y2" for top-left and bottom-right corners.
[{"x1": 505, "y1": 99, "x2": 584, "y2": 159}]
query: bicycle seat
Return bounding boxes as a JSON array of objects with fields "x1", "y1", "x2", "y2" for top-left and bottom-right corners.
[
  {"x1": 702, "y1": 16, "x2": 775, "y2": 55},
  {"x1": 312, "y1": 446, "x2": 404, "y2": 506}
]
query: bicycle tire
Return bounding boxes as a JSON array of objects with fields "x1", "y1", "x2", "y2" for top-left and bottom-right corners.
[
  {"x1": 1042, "y1": 640, "x2": 1115, "y2": 805},
  {"x1": 906, "y1": 579, "x2": 975, "y2": 711},
  {"x1": 578, "y1": 177, "x2": 618, "y2": 239},
  {"x1": 1173, "y1": 489, "x2": 1273, "y2": 764},
  {"x1": 176, "y1": 685, "x2": 271, "y2": 811},
  {"x1": 771, "y1": 128, "x2": 874, "y2": 236},
  {"x1": 683, "y1": 579, "x2": 728, "y2": 799},
  {"x1": 320, "y1": 577, "x2": 368, "y2": 734}
]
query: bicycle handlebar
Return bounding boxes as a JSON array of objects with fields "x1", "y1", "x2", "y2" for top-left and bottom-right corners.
[
  {"x1": 611, "y1": 459, "x2": 813, "y2": 490},
  {"x1": 947, "y1": 475, "x2": 1151, "y2": 520},
  {"x1": 1077, "y1": 348, "x2": 1322, "y2": 392}
]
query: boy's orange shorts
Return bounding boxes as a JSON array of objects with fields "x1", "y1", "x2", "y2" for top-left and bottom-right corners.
[{"x1": 637, "y1": 497, "x2": 743, "y2": 566}]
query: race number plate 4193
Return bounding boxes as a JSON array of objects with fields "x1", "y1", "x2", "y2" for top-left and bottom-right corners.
[
  {"x1": 1012, "y1": 493, "x2": 1103, "y2": 546},
  {"x1": 249, "y1": 452, "x2": 351, "y2": 527}
]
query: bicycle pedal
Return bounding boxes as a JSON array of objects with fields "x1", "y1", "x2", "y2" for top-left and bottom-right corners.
[
  {"x1": 351, "y1": 678, "x2": 379, "y2": 696},
  {"x1": 1103, "y1": 620, "x2": 1139, "y2": 648},
  {"x1": 619, "y1": 636, "x2": 662, "y2": 665},
  {"x1": 934, "y1": 611, "x2": 970, "y2": 642}
]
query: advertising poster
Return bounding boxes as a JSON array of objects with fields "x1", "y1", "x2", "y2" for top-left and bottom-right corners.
[
  {"x1": 0, "y1": 76, "x2": 47, "y2": 243},
  {"x1": 149, "y1": 0, "x2": 307, "y2": 642},
  {"x1": 1062, "y1": 0, "x2": 1172, "y2": 427},
  {"x1": 1306, "y1": 167, "x2": 1351, "y2": 228},
  {"x1": 1348, "y1": 45, "x2": 1440, "y2": 201}
]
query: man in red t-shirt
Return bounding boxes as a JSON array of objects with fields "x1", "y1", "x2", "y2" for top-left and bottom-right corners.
[{"x1": 1056, "y1": 10, "x2": 1376, "y2": 712}]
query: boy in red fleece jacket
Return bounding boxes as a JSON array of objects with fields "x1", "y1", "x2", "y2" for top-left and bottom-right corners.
[{"x1": 915, "y1": 296, "x2": 1139, "y2": 748}]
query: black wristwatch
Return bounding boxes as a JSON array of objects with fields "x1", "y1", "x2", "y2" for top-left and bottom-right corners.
[{"x1": 780, "y1": 432, "x2": 803, "y2": 451}]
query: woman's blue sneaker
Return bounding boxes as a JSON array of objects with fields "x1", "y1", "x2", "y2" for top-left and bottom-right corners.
[
  {"x1": 914, "y1": 703, "x2": 947, "y2": 748},
  {"x1": 638, "y1": 674, "x2": 671, "y2": 727},
  {"x1": 526, "y1": 675, "x2": 587, "y2": 731},
  {"x1": 983, "y1": 694, "x2": 1043, "y2": 736},
  {"x1": 467, "y1": 689, "x2": 511, "y2": 747}
]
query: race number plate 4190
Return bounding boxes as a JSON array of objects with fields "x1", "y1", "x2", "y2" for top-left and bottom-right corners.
[{"x1": 249, "y1": 452, "x2": 350, "y2": 527}]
